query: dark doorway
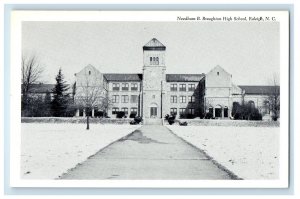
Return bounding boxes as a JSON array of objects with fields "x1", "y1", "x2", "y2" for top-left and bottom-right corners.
[
  {"x1": 215, "y1": 108, "x2": 222, "y2": 118},
  {"x1": 224, "y1": 107, "x2": 228, "y2": 118},
  {"x1": 150, "y1": 107, "x2": 157, "y2": 118},
  {"x1": 209, "y1": 107, "x2": 213, "y2": 114},
  {"x1": 79, "y1": 109, "x2": 83, "y2": 116}
]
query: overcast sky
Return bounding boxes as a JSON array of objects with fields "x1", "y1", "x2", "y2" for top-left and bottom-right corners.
[{"x1": 22, "y1": 21, "x2": 279, "y2": 85}]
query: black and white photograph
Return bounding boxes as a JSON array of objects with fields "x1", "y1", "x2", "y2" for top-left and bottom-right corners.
[{"x1": 10, "y1": 10, "x2": 289, "y2": 188}]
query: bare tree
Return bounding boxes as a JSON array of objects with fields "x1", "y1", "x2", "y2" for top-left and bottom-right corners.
[
  {"x1": 203, "y1": 98, "x2": 214, "y2": 118},
  {"x1": 268, "y1": 73, "x2": 280, "y2": 121},
  {"x1": 75, "y1": 70, "x2": 111, "y2": 130},
  {"x1": 21, "y1": 54, "x2": 44, "y2": 116}
]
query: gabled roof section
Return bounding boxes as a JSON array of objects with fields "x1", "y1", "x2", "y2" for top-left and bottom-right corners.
[
  {"x1": 104, "y1": 73, "x2": 143, "y2": 81},
  {"x1": 207, "y1": 65, "x2": 231, "y2": 76},
  {"x1": 75, "y1": 64, "x2": 101, "y2": 76},
  {"x1": 143, "y1": 38, "x2": 166, "y2": 51},
  {"x1": 231, "y1": 84, "x2": 242, "y2": 95},
  {"x1": 166, "y1": 74, "x2": 205, "y2": 82},
  {"x1": 238, "y1": 85, "x2": 280, "y2": 95}
]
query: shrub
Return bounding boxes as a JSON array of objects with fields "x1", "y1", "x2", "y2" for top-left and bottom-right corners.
[
  {"x1": 167, "y1": 115, "x2": 176, "y2": 125},
  {"x1": 249, "y1": 110, "x2": 262, "y2": 121},
  {"x1": 130, "y1": 116, "x2": 142, "y2": 125},
  {"x1": 205, "y1": 112, "x2": 213, "y2": 119},
  {"x1": 179, "y1": 121, "x2": 188, "y2": 126},
  {"x1": 116, "y1": 111, "x2": 125, "y2": 118},
  {"x1": 130, "y1": 120, "x2": 137, "y2": 125},
  {"x1": 272, "y1": 115, "x2": 278, "y2": 121},
  {"x1": 94, "y1": 111, "x2": 104, "y2": 118},
  {"x1": 168, "y1": 119, "x2": 175, "y2": 125},
  {"x1": 231, "y1": 102, "x2": 262, "y2": 121},
  {"x1": 186, "y1": 114, "x2": 195, "y2": 119},
  {"x1": 164, "y1": 114, "x2": 170, "y2": 120},
  {"x1": 179, "y1": 113, "x2": 185, "y2": 119},
  {"x1": 134, "y1": 116, "x2": 142, "y2": 124},
  {"x1": 129, "y1": 113, "x2": 137, "y2": 118}
]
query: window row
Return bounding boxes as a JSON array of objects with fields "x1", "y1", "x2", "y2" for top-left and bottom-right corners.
[
  {"x1": 170, "y1": 96, "x2": 195, "y2": 103},
  {"x1": 112, "y1": 83, "x2": 139, "y2": 91},
  {"x1": 112, "y1": 95, "x2": 139, "y2": 103},
  {"x1": 112, "y1": 107, "x2": 138, "y2": 114},
  {"x1": 150, "y1": 57, "x2": 159, "y2": 65},
  {"x1": 170, "y1": 108, "x2": 195, "y2": 115},
  {"x1": 170, "y1": 83, "x2": 196, "y2": 91}
]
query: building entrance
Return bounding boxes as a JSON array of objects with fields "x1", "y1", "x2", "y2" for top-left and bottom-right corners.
[{"x1": 150, "y1": 107, "x2": 157, "y2": 118}]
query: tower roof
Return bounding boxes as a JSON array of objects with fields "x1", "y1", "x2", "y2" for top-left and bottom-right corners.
[{"x1": 143, "y1": 38, "x2": 166, "y2": 51}]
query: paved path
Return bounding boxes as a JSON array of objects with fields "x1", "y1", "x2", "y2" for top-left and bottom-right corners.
[{"x1": 60, "y1": 125, "x2": 237, "y2": 180}]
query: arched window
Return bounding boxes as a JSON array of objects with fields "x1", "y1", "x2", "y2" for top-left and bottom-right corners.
[
  {"x1": 215, "y1": 105, "x2": 222, "y2": 118},
  {"x1": 217, "y1": 72, "x2": 219, "y2": 76},
  {"x1": 89, "y1": 71, "x2": 91, "y2": 75}
]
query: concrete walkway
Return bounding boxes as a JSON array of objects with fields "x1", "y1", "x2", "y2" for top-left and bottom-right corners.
[{"x1": 60, "y1": 125, "x2": 237, "y2": 180}]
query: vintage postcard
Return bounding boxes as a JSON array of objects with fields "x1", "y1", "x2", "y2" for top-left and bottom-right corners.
[{"x1": 9, "y1": 10, "x2": 289, "y2": 188}]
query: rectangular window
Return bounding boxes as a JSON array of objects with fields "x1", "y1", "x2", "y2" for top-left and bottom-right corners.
[
  {"x1": 180, "y1": 108, "x2": 185, "y2": 114},
  {"x1": 170, "y1": 84, "x2": 177, "y2": 91},
  {"x1": 131, "y1": 83, "x2": 138, "y2": 91},
  {"x1": 112, "y1": 83, "x2": 120, "y2": 91},
  {"x1": 188, "y1": 84, "x2": 195, "y2": 91},
  {"x1": 121, "y1": 95, "x2": 129, "y2": 103},
  {"x1": 112, "y1": 107, "x2": 119, "y2": 114},
  {"x1": 188, "y1": 96, "x2": 195, "y2": 103},
  {"x1": 130, "y1": 95, "x2": 138, "y2": 103},
  {"x1": 170, "y1": 95, "x2": 177, "y2": 103},
  {"x1": 131, "y1": 107, "x2": 138, "y2": 113},
  {"x1": 189, "y1": 108, "x2": 195, "y2": 115},
  {"x1": 121, "y1": 107, "x2": 128, "y2": 114},
  {"x1": 112, "y1": 95, "x2": 119, "y2": 103},
  {"x1": 170, "y1": 108, "x2": 177, "y2": 115},
  {"x1": 179, "y1": 96, "x2": 186, "y2": 103},
  {"x1": 122, "y1": 83, "x2": 129, "y2": 91},
  {"x1": 179, "y1": 84, "x2": 186, "y2": 91}
]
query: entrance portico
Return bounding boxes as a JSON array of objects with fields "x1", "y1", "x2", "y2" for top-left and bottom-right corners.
[{"x1": 149, "y1": 103, "x2": 158, "y2": 118}]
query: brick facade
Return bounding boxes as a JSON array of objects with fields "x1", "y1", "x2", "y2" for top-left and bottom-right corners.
[{"x1": 73, "y1": 38, "x2": 276, "y2": 120}]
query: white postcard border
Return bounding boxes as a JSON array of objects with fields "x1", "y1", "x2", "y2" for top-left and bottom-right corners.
[{"x1": 9, "y1": 10, "x2": 290, "y2": 188}]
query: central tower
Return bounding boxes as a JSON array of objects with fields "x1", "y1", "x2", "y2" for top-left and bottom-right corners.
[{"x1": 142, "y1": 38, "x2": 166, "y2": 119}]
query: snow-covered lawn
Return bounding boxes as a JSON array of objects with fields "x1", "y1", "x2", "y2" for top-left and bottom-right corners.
[
  {"x1": 167, "y1": 126, "x2": 279, "y2": 180},
  {"x1": 21, "y1": 123, "x2": 140, "y2": 179}
]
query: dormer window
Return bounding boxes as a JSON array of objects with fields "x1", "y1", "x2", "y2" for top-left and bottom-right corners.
[
  {"x1": 217, "y1": 72, "x2": 219, "y2": 76},
  {"x1": 89, "y1": 71, "x2": 91, "y2": 75}
]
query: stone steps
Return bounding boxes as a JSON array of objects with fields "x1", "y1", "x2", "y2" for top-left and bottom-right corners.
[{"x1": 143, "y1": 118, "x2": 163, "y2": 125}]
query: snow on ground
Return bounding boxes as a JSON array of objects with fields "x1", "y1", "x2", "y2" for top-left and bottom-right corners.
[
  {"x1": 167, "y1": 126, "x2": 279, "y2": 180},
  {"x1": 21, "y1": 123, "x2": 140, "y2": 179}
]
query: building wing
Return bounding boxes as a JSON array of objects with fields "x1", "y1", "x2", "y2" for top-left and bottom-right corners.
[{"x1": 238, "y1": 85, "x2": 280, "y2": 95}]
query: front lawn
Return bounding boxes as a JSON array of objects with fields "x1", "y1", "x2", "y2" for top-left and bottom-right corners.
[
  {"x1": 167, "y1": 125, "x2": 279, "y2": 179},
  {"x1": 21, "y1": 123, "x2": 140, "y2": 179}
]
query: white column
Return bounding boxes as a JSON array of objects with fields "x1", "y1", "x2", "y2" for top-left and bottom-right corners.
[
  {"x1": 75, "y1": 109, "x2": 79, "y2": 117},
  {"x1": 213, "y1": 108, "x2": 215, "y2": 118},
  {"x1": 83, "y1": 109, "x2": 86, "y2": 117},
  {"x1": 92, "y1": 108, "x2": 95, "y2": 117}
]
